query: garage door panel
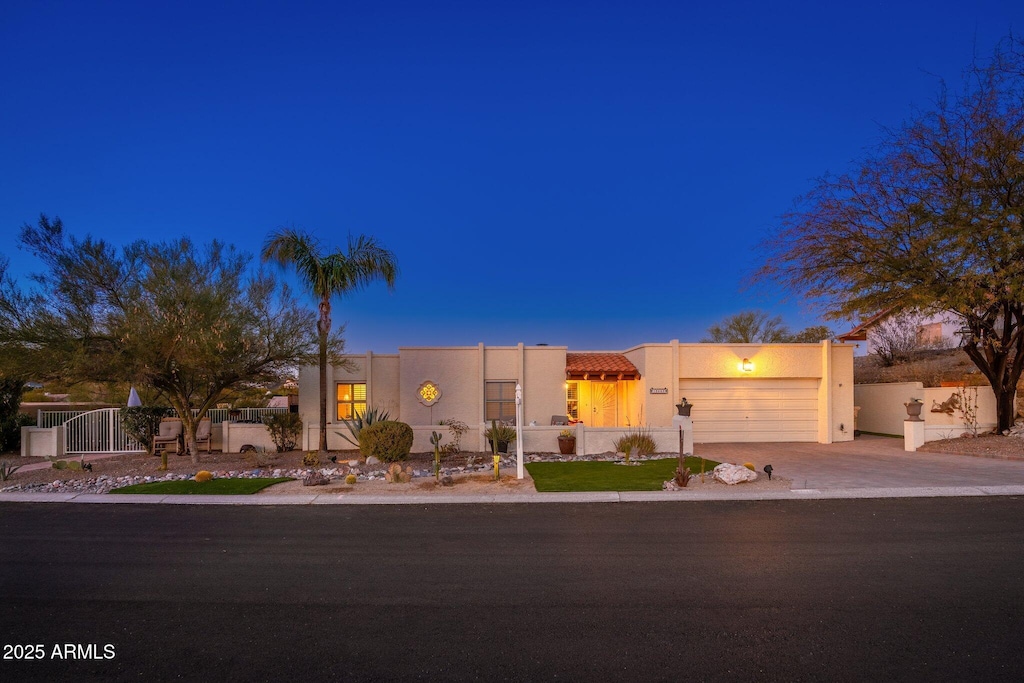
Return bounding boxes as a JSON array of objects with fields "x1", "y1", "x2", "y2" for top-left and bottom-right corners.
[{"x1": 680, "y1": 378, "x2": 820, "y2": 443}]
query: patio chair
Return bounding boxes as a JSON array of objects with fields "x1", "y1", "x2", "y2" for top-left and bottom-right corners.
[
  {"x1": 153, "y1": 418, "x2": 183, "y2": 455},
  {"x1": 191, "y1": 418, "x2": 212, "y2": 454},
  {"x1": 550, "y1": 415, "x2": 570, "y2": 426}
]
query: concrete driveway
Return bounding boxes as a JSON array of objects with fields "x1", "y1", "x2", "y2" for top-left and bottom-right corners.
[{"x1": 695, "y1": 435, "x2": 1024, "y2": 489}]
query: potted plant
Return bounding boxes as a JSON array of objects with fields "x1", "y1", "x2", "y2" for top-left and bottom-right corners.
[
  {"x1": 675, "y1": 397, "x2": 692, "y2": 417},
  {"x1": 904, "y1": 397, "x2": 924, "y2": 421},
  {"x1": 557, "y1": 428, "x2": 576, "y2": 456},
  {"x1": 484, "y1": 421, "x2": 517, "y2": 454}
]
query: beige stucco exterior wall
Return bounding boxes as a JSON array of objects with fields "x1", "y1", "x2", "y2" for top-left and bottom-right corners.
[
  {"x1": 368, "y1": 354, "x2": 401, "y2": 417},
  {"x1": 483, "y1": 347, "x2": 519, "y2": 382},
  {"x1": 827, "y1": 342, "x2": 856, "y2": 442},
  {"x1": 400, "y1": 347, "x2": 480, "y2": 427},
  {"x1": 521, "y1": 346, "x2": 568, "y2": 426},
  {"x1": 298, "y1": 353, "x2": 401, "y2": 450},
  {"x1": 623, "y1": 343, "x2": 676, "y2": 426},
  {"x1": 299, "y1": 339, "x2": 854, "y2": 449},
  {"x1": 678, "y1": 343, "x2": 828, "y2": 379},
  {"x1": 673, "y1": 341, "x2": 854, "y2": 443}
]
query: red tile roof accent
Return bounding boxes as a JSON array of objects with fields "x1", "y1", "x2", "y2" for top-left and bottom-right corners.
[
  {"x1": 837, "y1": 308, "x2": 894, "y2": 342},
  {"x1": 565, "y1": 353, "x2": 640, "y2": 380}
]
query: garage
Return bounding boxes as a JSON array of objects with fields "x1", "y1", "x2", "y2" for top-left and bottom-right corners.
[{"x1": 678, "y1": 378, "x2": 820, "y2": 443}]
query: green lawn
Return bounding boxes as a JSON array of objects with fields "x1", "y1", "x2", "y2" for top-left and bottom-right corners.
[
  {"x1": 526, "y1": 457, "x2": 720, "y2": 492},
  {"x1": 110, "y1": 477, "x2": 293, "y2": 495}
]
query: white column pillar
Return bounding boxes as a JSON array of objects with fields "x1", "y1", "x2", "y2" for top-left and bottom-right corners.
[
  {"x1": 904, "y1": 419, "x2": 925, "y2": 451},
  {"x1": 672, "y1": 415, "x2": 693, "y2": 455}
]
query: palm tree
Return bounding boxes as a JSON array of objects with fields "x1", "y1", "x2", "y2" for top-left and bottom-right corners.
[{"x1": 262, "y1": 228, "x2": 397, "y2": 452}]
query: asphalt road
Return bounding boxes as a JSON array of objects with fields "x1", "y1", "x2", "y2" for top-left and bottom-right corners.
[{"x1": 2, "y1": 498, "x2": 1023, "y2": 682}]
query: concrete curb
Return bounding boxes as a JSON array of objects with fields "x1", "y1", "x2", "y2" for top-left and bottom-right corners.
[{"x1": 2, "y1": 486, "x2": 1024, "y2": 505}]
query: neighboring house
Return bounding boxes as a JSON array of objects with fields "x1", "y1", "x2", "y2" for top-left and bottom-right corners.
[
  {"x1": 838, "y1": 309, "x2": 963, "y2": 356},
  {"x1": 297, "y1": 340, "x2": 854, "y2": 453}
]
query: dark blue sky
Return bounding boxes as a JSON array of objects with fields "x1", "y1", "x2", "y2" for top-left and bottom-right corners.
[{"x1": 2, "y1": 1, "x2": 1020, "y2": 353}]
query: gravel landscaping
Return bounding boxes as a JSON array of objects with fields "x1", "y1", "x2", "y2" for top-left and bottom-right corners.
[{"x1": 6, "y1": 432, "x2": 1023, "y2": 496}]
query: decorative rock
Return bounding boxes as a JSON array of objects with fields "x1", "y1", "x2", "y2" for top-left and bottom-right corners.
[
  {"x1": 440, "y1": 475, "x2": 454, "y2": 486},
  {"x1": 365, "y1": 456, "x2": 381, "y2": 466},
  {"x1": 302, "y1": 472, "x2": 330, "y2": 486},
  {"x1": 712, "y1": 463, "x2": 758, "y2": 485}
]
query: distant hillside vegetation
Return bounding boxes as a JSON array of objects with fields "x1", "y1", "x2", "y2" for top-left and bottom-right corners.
[{"x1": 854, "y1": 348, "x2": 987, "y2": 387}]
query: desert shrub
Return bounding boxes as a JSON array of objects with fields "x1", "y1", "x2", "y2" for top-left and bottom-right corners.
[
  {"x1": 302, "y1": 451, "x2": 320, "y2": 467},
  {"x1": 263, "y1": 412, "x2": 302, "y2": 452},
  {"x1": 0, "y1": 378, "x2": 35, "y2": 453},
  {"x1": 120, "y1": 406, "x2": 174, "y2": 455},
  {"x1": 439, "y1": 418, "x2": 469, "y2": 454},
  {"x1": 244, "y1": 445, "x2": 278, "y2": 468},
  {"x1": 194, "y1": 470, "x2": 213, "y2": 482},
  {"x1": 359, "y1": 420, "x2": 414, "y2": 463},
  {"x1": 336, "y1": 406, "x2": 391, "y2": 448},
  {"x1": 613, "y1": 425, "x2": 657, "y2": 458}
]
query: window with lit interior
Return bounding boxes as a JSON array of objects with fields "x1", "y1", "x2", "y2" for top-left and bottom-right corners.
[{"x1": 336, "y1": 383, "x2": 367, "y2": 420}]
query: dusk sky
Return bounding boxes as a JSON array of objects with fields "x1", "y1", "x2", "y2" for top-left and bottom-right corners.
[{"x1": 2, "y1": 1, "x2": 1020, "y2": 354}]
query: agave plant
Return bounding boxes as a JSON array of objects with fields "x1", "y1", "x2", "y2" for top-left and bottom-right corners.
[
  {"x1": 0, "y1": 460, "x2": 23, "y2": 481},
  {"x1": 335, "y1": 406, "x2": 391, "y2": 448}
]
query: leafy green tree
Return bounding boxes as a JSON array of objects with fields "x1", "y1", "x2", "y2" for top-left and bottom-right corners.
[
  {"x1": 758, "y1": 38, "x2": 1024, "y2": 431},
  {"x1": 701, "y1": 311, "x2": 791, "y2": 343},
  {"x1": 786, "y1": 325, "x2": 834, "y2": 343},
  {"x1": 262, "y1": 228, "x2": 398, "y2": 453},
  {"x1": 1, "y1": 216, "x2": 319, "y2": 463}
]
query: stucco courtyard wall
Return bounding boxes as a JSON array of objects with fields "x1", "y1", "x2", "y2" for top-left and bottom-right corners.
[{"x1": 855, "y1": 382, "x2": 1000, "y2": 440}]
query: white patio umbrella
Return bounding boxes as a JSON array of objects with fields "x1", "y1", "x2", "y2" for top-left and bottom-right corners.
[{"x1": 127, "y1": 386, "x2": 142, "y2": 407}]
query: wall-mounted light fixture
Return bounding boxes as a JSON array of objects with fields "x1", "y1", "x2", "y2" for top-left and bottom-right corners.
[{"x1": 739, "y1": 358, "x2": 754, "y2": 373}]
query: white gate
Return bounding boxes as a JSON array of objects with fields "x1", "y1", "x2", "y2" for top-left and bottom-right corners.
[{"x1": 63, "y1": 408, "x2": 146, "y2": 454}]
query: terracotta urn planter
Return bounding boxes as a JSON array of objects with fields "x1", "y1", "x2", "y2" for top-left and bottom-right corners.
[
  {"x1": 557, "y1": 436, "x2": 576, "y2": 456},
  {"x1": 904, "y1": 400, "x2": 924, "y2": 421}
]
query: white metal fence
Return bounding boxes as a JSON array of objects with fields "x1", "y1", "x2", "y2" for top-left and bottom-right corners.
[
  {"x1": 39, "y1": 406, "x2": 290, "y2": 428},
  {"x1": 63, "y1": 408, "x2": 145, "y2": 454},
  {"x1": 192, "y1": 407, "x2": 289, "y2": 424},
  {"x1": 37, "y1": 410, "x2": 86, "y2": 428}
]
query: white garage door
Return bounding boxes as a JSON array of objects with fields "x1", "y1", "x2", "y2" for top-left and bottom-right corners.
[{"x1": 678, "y1": 378, "x2": 820, "y2": 443}]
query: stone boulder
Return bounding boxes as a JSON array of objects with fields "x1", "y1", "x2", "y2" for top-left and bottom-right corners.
[{"x1": 712, "y1": 463, "x2": 758, "y2": 485}]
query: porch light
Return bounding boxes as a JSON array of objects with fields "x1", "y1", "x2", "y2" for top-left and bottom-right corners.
[{"x1": 740, "y1": 358, "x2": 754, "y2": 373}]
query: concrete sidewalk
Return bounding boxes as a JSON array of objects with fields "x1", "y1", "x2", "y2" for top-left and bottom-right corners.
[{"x1": 2, "y1": 485, "x2": 1024, "y2": 505}]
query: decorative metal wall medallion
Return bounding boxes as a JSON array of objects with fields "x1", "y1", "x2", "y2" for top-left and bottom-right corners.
[{"x1": 417, "y1": 380, "x2": 441, "y2": 407}]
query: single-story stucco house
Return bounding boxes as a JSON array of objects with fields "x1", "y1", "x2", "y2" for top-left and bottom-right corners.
[{"x1": 297, "y1": 340, "x2": 854, "y2": 455}]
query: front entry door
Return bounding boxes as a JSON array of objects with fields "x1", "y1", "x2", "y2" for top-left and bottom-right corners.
[{"x1": 589, "y1": 381, "x2": 617, "y2": 427}]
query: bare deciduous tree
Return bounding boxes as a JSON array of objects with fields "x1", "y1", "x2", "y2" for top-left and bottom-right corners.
[{"x1": 758, "y1": 38, "x2": 1024, "y2": 432}]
